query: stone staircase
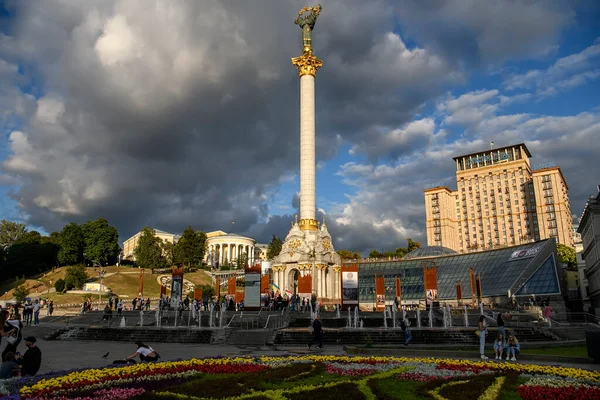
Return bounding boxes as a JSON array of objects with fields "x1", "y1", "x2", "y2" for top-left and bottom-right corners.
[
  {"x1": 274, "y1": 326, "x2": 555, "y2": 346},
  {"x1": 53, "y1": 326, "x2": 213, "y2": 343}
]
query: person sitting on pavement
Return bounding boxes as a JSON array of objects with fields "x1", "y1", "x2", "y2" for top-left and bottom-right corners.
[
  {"x1": 506, "y1": 333, "x2": 520, "y2": 361},
  {"x1": 126, "y1": 341, "x2": 160, "y2": 362},
  {"x1": 0, "y1": 352, "x2": 20, "y2": 379},
  {"x1": 493, "y1": 333, "x2": 505, "y2": 360},
  {"x1": 16, "y1": 336, "x2": 42, "y2": 376}
]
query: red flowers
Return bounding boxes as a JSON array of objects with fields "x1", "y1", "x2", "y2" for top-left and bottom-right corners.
[
  {"x1": 436, "y1": 363, "x2": 493, "y2": 374},
  {"x1": 517, "y1": 385, "x2": 600, "y2": 400}
]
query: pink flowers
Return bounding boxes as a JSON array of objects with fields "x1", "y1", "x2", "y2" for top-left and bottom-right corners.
[
  {"x1": 31, "y1": 387, "x2": 146, "y2": 400},
  {"x1": 396, "y1": 372, "x2": 450, "y2": 382}
]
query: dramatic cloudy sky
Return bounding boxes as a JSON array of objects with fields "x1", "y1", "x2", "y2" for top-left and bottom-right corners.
[{"x1": 1, "y1": 0, "x2": 599, "y2": 254}]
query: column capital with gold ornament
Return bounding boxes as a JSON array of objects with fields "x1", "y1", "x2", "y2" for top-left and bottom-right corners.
[{"x1": 291, "y1": 53, "x2": 323, "y2": 78}]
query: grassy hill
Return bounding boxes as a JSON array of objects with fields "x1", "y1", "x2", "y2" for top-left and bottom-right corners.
[{"x1": 1, "y1": 266, "x2": 213, "y2": 306}]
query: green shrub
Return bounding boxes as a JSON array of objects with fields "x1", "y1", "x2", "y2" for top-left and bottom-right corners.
[{"x1": 54, "y1": 278, "x2": 66, "y2": 293}]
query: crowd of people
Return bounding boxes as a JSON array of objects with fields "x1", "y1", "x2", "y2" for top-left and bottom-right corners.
[{"x1": 0, "y1": 309, "x2": 42, "y2": 379}]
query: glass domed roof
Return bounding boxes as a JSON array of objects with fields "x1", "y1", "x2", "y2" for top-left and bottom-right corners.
[{"x1": 402, "y1": 246, "x2": 457, "y2": 260}]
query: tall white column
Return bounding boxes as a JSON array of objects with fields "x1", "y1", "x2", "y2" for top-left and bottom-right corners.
[{"x1": 300, "y1": 74, "x2": 316, "y2": 223}]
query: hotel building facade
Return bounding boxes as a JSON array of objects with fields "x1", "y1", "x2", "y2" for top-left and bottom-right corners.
[{"x1": 424, "y1": 143, "x2": 574, "y2": 253}]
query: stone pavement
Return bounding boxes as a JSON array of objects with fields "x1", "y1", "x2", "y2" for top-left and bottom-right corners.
[{"x1": 2, "y1": 339, "x2": 597, "y2": 375}]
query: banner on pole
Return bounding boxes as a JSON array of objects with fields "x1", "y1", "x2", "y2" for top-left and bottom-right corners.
[
  {"x1": 215, "y1": 277, "x2": 221, "y2": 299},
  {"x1": 395, "y1": 277, "x2": 402, "y2": 308},
  {"x1": 160, "y1": 285, "x2": 166, "y2": 297},
  {"x1": 375, "y1": 274, "x2": 385, "y2": 311},
  {"x1": 244, "y1": 272, "x2": 260, "y2": 308},
  {"x1": 260, "y1": 275, "x2": 270, "y2": 294},
  {"x1": 341, "y1": 263, "x2": 359, "y2": 310},
  {"x1": 423, "y1": 263, "x2": 438, "y2": 305},
  {"x1": 455, "y1": 280, "x2": 463, "y2": 300},
  {"x1": 194, "y1": 287, "x2": 202, "y2": 300},
  {"x1": 228, "y1": 277, "x2": 237, "y2": 295},
  {"x1": 476, "y1": 273, "x2": 483, "y2": 303},
  {"x1": 138, "y1": 268, "x2": 144, "y2": 297},
  {"x1": 469, "y1": 268, "x2": 476, "y2": 307}
]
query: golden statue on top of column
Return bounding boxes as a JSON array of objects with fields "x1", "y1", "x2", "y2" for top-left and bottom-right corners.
[{"x1": 294, "y1": 5, "x2": 322, "y2": 54}]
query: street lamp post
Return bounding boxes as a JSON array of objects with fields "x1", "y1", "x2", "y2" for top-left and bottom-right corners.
[{"x1": 98, "y1": 269, "x2": 106, "y2": 307}]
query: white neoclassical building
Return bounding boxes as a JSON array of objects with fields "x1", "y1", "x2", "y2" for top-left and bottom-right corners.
[{"x1": 205, "y1": 231, "x2": 259, "y2": 268}]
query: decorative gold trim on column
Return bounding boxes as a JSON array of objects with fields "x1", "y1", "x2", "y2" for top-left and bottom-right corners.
[
  {"x1": 298, "y1": 218, "x2": 319, "y2": 231},
  {"x1": 291, "y1": 53, "x2": 323, "y2": 77},
  {"x1": 332, "y1": 265, "x2": 341, "y2": 273}
]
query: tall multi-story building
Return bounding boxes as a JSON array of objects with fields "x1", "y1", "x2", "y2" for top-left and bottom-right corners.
[
  {"x1": 424, "y1": 143, "x2": 574, "y2": 253},
  {"x1": 577, "y1": 186, "x2": 600, "y2": 314}
]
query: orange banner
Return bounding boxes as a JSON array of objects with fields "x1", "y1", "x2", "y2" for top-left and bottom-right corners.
[
  {"x1": 375, "y1": 274, "x2": 385, "y2": 311},
  {"x1": 228, "y1": 277, "x2": 237, "y2": 295},
  {"x1": 455, "y1": 280, "x2": 463, "y2": 300},
  {"x1": 469, "y1": 268, "x2": 476, "y2": 307},
  {"x1": 194, "y1": 287, "x2": 202, "y2": 300},
  {"x1": 298, "y1": 274, "x2": 312, "y2": 294},
  {"x1": 235, "y1": 291, "x2": 244, "y2": 303},
  {"x1": 215, "y1": 277, "x2": 221, "y2": 299},
  {"x1": 476, "y1": 274, "x2": 483, "y2": 303},
  {"x1": 138, "y1": 268, "x2": 144, "y2": 297},
  {"x1": 423, "y1": 264, "x2": 438, "y2": 304},
  {"x1": 261, "y1": 275, "x2": 270, "y2": 294},
  {"x1": 160, "y1": 285, "x2": 166, "y2": 297},
  {"x1": 395, "y1": 277, "x2": 402, "y2": 308}
]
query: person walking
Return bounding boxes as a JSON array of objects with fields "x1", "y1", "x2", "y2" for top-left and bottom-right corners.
[
  {"x1": 477, "y1": 315, "x2": 488, "y2": 359},
  {"x1": 401, "y1": 317, "x2": 412, "y2": 346},
  {"x1": 33, "y1": 299, "x2": 41, "y2": 326},
  {"x1": 497, "y1": 313, "x2": 505, "y2": 337},
  {"x1": 307, "y1": 314, "x2": 323, "y2": 350}
]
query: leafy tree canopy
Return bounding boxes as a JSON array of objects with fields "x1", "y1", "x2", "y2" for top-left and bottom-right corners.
[
  {"x1": 267, "y1": 235, "x2": 283, "y2": 260},
  {"x1": 13, "y1": 277, "x2": 29, "y2": 303},
  {"x1": 82, "y1": 218, "x2": 120, "y2": 266},
  {"x1": 64, "y1": 264, "x2": 88, "y2": 290},
  {"x1": 557, "y1": 243, "x2": 577, "y2": 270},
  {"x1": 134, "y1": 227, "x2": 167, "y2": 270},
  {"x1": 174, "y1": 226, "x2": 206, "y2": 267},
  {"x1": 0, "y1": 220, "x2": 27, "y2": 250},
  {"x1": 58, "y1": 222, "x2": 84, "y2": 266}
]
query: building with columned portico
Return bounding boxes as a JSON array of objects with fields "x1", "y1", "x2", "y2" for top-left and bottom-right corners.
[{"x1": 204, "y1": 230, "x2": 259, "y2": 268}]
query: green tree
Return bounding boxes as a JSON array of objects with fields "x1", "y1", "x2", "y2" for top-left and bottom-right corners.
[
  {"x1": 174, "y1": 227, "x2": 206, "y2": 267},
  {"x1": 395, "y1": 247, "x2": 409, "y2": 258},
  {"x1": 13, "y1": 278, "x2": 29, "y2": 303},
  {"x1": 3, "y1": 231, "x2": 58, "y2": 279},
  {"x1": 200, "y1": 284, "x2": 215, "y2": 299},
  {"x1": 369, "y1": 249, "x2": 382, "y2": 258},
  {"x1": 134, "y1": 227, "x2": 167, "y2": 270},
  {"x1": 235, "y1": 251, "x2": 249, "y2": 269},
  {"x1": 58, "y1": 222, "x2": 84, "y2": 265},
  {"x1": 267, "y1": 235, "x2": 283, "y2": 260},
  {"x1": 54, "y1": 278, "x2": 66, "y2": 293},
  {"x1": 82, "y1": 218, "x2": 120, "y2": 266},
  {"x1": 557, "y1": 243, "x2": 577, "y2": 270},
  {"x1": 0, "y1": 220, "x2": 27, "y2": 250},
  {"x1": 337, "y1": 249, "x2": 354, "y2": 260},
  {"x1": 64, "y1": 264, "x2": 88, "y2": 290},
  {"x1": 352, "y1": 250, "x2": 362, "y2": 259},
  {"x1": 407, "y1": 238, "x2": 421, "y2": 252},
  {"x1": 160, "y1": 240, "x2": 176, "y2": 265}
]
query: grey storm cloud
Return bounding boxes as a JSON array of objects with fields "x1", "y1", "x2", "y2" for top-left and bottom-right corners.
[{"x1": 0, "y1": 0, "x2": 586, "y2": 254}]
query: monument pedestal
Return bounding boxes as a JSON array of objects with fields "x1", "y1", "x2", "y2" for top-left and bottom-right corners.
[{"x1": 272, "y1": 219, "x2": 341, "y2": 303}]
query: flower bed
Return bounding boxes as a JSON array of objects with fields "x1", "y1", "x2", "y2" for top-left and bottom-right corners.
[{"x1": 0, "y1": 355, "x2": 597, "y2": 399}]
